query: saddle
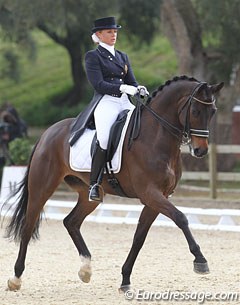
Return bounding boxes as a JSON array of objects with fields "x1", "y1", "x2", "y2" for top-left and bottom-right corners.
[
  {"x1": 90, "y1": 109, "x2": 130, "y2": 162},
  {"x1": 69, "y1": 99, "x2": 143, "y2": 197}
]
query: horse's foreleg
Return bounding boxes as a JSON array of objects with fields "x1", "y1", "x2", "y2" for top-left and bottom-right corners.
[
  {"x1": 120, "y1": 206, "x2": 159, "y2": 292},
  {"x1": 63, "y1": 186, "x2": 99, "y2": 284},
  {"x1": 174, "y1": 209, "x2": 209, "y2": 273},
  {"x1": 148, "y1": 193, "x2": 209, "y2": 274}
]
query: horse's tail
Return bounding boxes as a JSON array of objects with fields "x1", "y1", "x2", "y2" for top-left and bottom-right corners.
[{"x1": 5, "y1": 141, "x2": 41, "y2": 242}]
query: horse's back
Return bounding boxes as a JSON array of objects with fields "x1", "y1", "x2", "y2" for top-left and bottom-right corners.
[
  {"x1": 41, "y1": 118, "x2": 73, "y2": 141},
  {"x1": 35, "y1": 118, "x2": 74, "y2": 163}
]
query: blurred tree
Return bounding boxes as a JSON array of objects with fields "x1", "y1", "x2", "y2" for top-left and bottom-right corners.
[
  {"x1": 160, "y1": 0, "x2": 240, "y2": 83},
  {"x1": 0, "y1": 0, "x2": 118, "y2": 105},
  {"x1": 119, "y1": 0, "x2": 161, "y2": 44},
  {"x1": 160, "y1": 0, "x2": 207, "y2": 80},
  {"x1": 0, "y1": 0, "x2": 239, "y2": 106},
  {"x1": 192, "y1": 0, "x2": 240, "y2": 82},
  {"x1": 123, "y1": 0, "x2": 240, "y2": 85},
  {"x1": 118, "y1": 0, "x2": 207, "y2": 79},
  {"x1": 0, "y1": 50, "x2": 20, "y2": 82}
]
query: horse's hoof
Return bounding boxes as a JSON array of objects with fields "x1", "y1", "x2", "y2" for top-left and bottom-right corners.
[
  {"x1": 78, "y1": 266, "x2": 92, "y2": 283},
  {"x1": 118, "y1": 285, "x2": 131, "y2": 294},
  {"x1": 194, "y1": 261, "x2": 210, "y2": 274},
  {"x1": 119, "y1": 285, "x2": 136, "y2": 300},
  {"x1": 7, "y1": 277, "x2": 22, "y2": 291}
]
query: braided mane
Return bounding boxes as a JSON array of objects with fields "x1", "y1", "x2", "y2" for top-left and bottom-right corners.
[{"x1": 149, "y1": 75, "x2": 199, "y2": 102}]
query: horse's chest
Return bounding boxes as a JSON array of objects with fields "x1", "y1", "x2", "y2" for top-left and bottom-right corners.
[
  {"x1": 165, "y1": 164, "x2": 177, "y2": 184},
  {"x1": 161, "y1": 162, "x2": 180, "y2": 196}
]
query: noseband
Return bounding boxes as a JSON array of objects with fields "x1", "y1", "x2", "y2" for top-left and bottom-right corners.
[{"x1": 138, "y1": 82, "x2": 215, "y2": 145}]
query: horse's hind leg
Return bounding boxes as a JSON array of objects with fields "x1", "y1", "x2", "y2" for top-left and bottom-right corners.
[
  {"x1": 63, "y1": 181, "x2": 99, "y2": 283},
  {"x1": 8, "y1": 163, "x2": 63, "y2": 291},
  {"x1": 120, "y1": 206, "x2": 159, "y2": 292}
]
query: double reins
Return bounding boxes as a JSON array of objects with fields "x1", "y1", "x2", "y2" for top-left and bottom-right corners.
[{"x1": 136, "y1": 82, "x2": 215, "y2": 145}]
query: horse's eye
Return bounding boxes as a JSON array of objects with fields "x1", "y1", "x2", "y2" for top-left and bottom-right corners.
[{"x1": 192, "y1": 108, "x2": 200, "y2": 117}]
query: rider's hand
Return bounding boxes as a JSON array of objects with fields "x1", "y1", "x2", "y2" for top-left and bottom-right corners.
[
  {"x1": 120, "y1": 84, "x2": 138, "y2": 96},
  {"x1": 137, "y1": 85, "x2": 149, "y2": 97}
]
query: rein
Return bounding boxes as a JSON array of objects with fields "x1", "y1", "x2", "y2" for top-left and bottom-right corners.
[
  {"x1": 139, "y1": 99, "x2": 183, "y2": 139},
  {"x1": 135, "y1": 82, "x2": 215, "y2": 145}
]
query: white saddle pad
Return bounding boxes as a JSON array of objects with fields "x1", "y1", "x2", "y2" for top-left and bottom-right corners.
[{"x1": 69, "y1": 109, "x2": 133, "y2": 173}]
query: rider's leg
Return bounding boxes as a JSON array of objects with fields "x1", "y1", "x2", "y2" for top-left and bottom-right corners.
[{"x1": 89, "y1": 141, "x2": 107, "y2": 201}]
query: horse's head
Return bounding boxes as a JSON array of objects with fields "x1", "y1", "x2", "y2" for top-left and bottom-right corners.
[{"x1": 179, "y1": 81, "x2": 224, "y2": 158}]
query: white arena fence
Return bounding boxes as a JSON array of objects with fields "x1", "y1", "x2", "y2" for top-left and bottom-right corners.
[
  {"x1": 0, "y1": 166, "x2": 240, "y2": 233},
  {"x1": 1, "y1": 198, "x2": 240, "y2": 233}
]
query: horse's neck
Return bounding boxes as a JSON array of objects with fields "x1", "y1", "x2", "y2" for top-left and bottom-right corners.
[
  {"x1": 140, "y1": 90, "x2": 185, "y2": 154},
  {"x1": 140, "y1": 109, "x2": 181, "y2": 158},
  {"x1": 151, "y1": 88, "x2": 183, "y2": 117}
]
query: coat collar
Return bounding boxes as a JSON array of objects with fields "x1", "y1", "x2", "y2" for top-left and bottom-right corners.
[{"x1": 97, "y1": 45, "x2": 125, "y2": 68}]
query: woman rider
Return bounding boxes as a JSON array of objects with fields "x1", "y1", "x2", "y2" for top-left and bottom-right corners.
[{"x1": 85, "y1": 16, "x2": 148, "y2": 202}]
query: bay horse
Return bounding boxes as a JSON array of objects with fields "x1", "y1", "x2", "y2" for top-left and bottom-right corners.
[{"x1": 4, "y1": 76, "x2": 224, "y2": 292}]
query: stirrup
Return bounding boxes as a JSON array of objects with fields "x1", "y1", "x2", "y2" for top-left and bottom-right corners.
[{"x1": 89, "y1": 183, "x2": 103, "y2": 202}]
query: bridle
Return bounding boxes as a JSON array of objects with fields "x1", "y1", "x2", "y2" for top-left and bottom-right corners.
[
  {"x1": 180, "y1": 82, "x2": 216, "y2": 144},
  {"x1": 137, "y1": 82, "x2": 216, "y2": 145}
]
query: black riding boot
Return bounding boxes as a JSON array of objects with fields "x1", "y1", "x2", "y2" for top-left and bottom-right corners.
[{"x1": 89, "y1": 143, "x2": 107, "y2": 202}]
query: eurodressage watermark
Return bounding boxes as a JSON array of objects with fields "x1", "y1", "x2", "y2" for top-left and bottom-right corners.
[{"x1": 124, "y1": 289, "x2": 240, "y2": 303}]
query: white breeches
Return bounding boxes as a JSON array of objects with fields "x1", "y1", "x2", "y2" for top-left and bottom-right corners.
[{"x1": 94, "y1": 93, "x2": 135, "y2": 149}]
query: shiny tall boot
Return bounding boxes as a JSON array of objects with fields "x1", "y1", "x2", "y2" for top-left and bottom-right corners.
[{"x1": 89, "y1": 142, "x2": 107, "y2": 202}]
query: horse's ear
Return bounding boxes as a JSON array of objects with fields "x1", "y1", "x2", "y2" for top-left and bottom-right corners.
[{"x1": 211, "y1": 82, "x2": 224, "y2": 94}]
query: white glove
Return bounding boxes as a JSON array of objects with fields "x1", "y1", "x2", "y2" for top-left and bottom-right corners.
[
  {"x1": 120, "y1": 84, "x2": 138, "y2": 96},
  {"x1": 137, "y1": 85, "x2": 149, "y2": 96}
]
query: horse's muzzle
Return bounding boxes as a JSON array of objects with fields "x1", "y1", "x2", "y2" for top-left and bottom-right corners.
[
  {"x1": 192, "y1": 146, "x2": 208, "y2": 158},
  {"x1": 190, "y1": 137, "x2": 209, "y2": 158}
]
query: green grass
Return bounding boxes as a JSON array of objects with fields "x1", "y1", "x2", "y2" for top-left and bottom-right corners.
[
  {"x1": 119, "y1": 34, "x2": 177, "y2": 90},
  {"x1": 0, "y1": 31, "x2": 73, "y2": 125},
  {"x1": 0, "y1": 30, "x2": 177, "y2": 126}
]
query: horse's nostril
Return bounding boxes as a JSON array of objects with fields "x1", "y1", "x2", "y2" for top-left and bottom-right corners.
[
  {"x1": 194, "y1": 148, "x2": 200, "y2": 157},
  {"x1": 194, "y1": 147, "x2": 208, "y2": 157}
]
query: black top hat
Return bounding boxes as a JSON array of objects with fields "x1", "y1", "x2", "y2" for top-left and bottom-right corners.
[{"x1": 92, "y1": 16, "x2": 121, "y2": 33}]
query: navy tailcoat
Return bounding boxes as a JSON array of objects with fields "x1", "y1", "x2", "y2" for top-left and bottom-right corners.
[{"x1": 70, "y1": 45, "x2": 138, "y2": 146}]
